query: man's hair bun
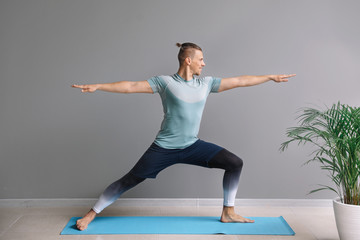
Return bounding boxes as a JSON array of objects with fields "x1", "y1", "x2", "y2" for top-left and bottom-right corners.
[{"x1": 175, "y1": 42, "x2": 202, "y2": 64}]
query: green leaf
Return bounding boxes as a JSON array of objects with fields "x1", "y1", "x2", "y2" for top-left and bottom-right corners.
[{"x1": 280, "y1": 102, "x2": 360, "y2": 205}]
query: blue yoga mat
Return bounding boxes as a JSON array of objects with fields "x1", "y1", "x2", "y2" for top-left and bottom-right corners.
[{"x1": 61, "y1": 216, "x2": 295, "y2": 235}]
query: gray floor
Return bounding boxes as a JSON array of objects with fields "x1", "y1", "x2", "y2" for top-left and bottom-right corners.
[{"x1": 0, "y1": 205, "x2": 339, "y2": 240}]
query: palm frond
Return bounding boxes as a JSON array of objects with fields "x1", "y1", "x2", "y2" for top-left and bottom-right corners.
[{"x1": 280, "y1": 102, "x2": 360, "y2": 205}]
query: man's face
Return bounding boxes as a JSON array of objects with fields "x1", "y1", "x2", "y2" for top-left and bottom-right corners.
[{"x1": 190, "y1": 50, "x2": 206, "y2": 76}]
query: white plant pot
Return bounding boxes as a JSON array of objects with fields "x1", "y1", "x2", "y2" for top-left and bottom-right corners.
[{"x1": 333, "y1": 197, "x2": 360, "y2": 240}]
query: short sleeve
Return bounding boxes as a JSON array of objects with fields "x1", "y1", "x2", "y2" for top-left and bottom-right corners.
[
  {"x1": 210, "y1": 77, "x2": 222, "y2": 93},
  {"x1": 147, "y1": 76, "x2": 165, "y2": 93}
]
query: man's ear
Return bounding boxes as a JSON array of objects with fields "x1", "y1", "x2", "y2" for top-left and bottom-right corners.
[{"x1": 185, "y1": 57, "x2": 192, "y2": 65}]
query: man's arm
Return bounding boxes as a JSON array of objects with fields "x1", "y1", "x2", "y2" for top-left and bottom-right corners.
[
  {"x1": 217, "y1": 74, "x2": 296, "y2": 92},
  {"x1": 72, "y1": 80, "x2": 153, "y2": 93}
]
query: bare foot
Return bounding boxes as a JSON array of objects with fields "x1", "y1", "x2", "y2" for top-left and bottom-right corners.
[
  {"x1": 220, "y1": 206, "x2": 255, "y2": 223},
  {"x1": 76, "y1": 209, "x2": 97, "y2": 231}
]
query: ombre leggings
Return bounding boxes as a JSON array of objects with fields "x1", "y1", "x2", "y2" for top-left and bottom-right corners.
[{"x1": 93, "y1": 145, "x2": 243, "y2": 213}]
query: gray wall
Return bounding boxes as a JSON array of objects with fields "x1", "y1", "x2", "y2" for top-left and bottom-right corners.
[{"x1": 1, "y1": 0, "x2": 359, "y2": 200}]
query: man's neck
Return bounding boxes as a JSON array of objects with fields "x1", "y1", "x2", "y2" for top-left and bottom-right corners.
[{"x1": 177, "y1": 68, "x2": 194, "y2": 81}]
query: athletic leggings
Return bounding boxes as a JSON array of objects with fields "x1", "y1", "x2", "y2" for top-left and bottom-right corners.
[{"x1": 92, "y1": 149, "x2": 243, "y2": 213}]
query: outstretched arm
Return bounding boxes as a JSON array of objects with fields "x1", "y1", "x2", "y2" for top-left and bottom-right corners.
[
  {"x1": 218, "y1": 74, "x2": 296, "y2": 92},
  {"x1": 72, "y1": 80, "x2": 153, "y2": 93}
]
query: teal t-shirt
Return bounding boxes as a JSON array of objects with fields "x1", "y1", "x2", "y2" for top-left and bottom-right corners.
[{"x1": 147, "y1": 73, "x2": 222, "y2": 149}]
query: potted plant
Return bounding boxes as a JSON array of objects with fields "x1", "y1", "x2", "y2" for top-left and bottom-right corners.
[{"x1": 280, "y1": 102, "x2": 360, "y2": 240}]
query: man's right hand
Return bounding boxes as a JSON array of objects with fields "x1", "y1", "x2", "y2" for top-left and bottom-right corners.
[{"x1": 72, "y1": 84, "x2": 99, "y2": 93}]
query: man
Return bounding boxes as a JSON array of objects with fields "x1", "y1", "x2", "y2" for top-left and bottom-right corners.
[{"x1": 72, "y1": 42, "x2": 295, "y2": 231}]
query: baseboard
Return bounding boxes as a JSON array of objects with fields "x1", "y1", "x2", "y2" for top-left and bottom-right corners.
[{"x1": 0, "y1": 198, "x2": 333, "y2": 208}]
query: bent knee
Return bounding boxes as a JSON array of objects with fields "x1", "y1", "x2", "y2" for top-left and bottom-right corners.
[
  {"x1": 221, "y1": 149, "x2": 243, "y2": 171},
  {"x1": 229, "y1": 155, "x2": 243, "y2": 170},
  {"x1": 209, "y1": 149, "x2": 243, "y2": 171}
]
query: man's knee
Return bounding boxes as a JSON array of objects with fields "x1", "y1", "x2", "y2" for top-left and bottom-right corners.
[
  {"x1": 208, "y1": 149, "x2": 243, "y2": 171},
  {"x1": 227, "y1": 153, "x2": 243, "y2": 170}
]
